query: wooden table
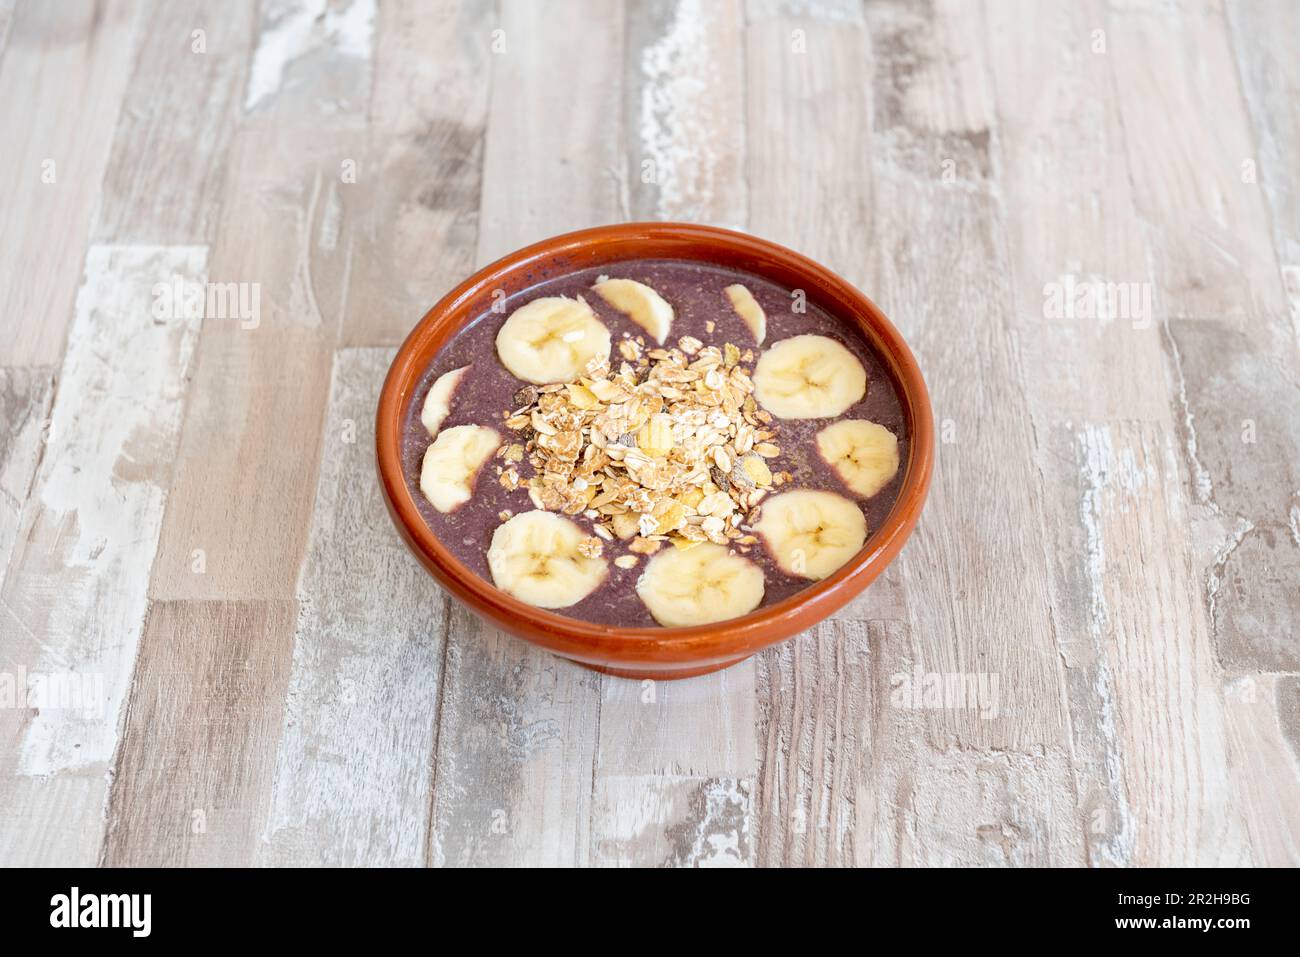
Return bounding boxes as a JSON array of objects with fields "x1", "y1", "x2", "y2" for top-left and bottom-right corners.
[{"x1": 1, "y1": 0, "x2": 1297, "y2": 867}]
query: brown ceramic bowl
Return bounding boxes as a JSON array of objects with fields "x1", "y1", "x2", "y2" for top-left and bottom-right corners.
[{"x1": 376, "y1": 223, "x2": 933, "y2": 679}]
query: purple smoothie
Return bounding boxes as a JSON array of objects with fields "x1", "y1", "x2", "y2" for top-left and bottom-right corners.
[{"x1": 401, "y1": 258, "x2": 909, "y2": 627}]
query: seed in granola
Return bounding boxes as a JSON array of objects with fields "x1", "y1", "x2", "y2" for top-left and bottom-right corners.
[
  {"x1": 753, "y1": 442, "x2": 780, "y2": 458},
  {"x1": 592, "y1": 523, "x2": 614, "y2": 540},
  {"x1": 712, "y1": 447, "x2": 732, "y2": 472},
  {"x1": 513, "y1": 385, "x2": 540, "y2": 408},
  {"x1": 614, "y1": 554, "x2": 639, "y2": 569}
]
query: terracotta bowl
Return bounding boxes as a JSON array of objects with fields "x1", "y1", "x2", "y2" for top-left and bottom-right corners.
[{"x1": 376, "y1": 223, "x2": 933, "y2": 679}]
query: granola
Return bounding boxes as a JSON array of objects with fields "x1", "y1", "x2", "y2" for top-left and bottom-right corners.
[{"x1": 504, "y1": 336, "x2": 781, "y2": 552}]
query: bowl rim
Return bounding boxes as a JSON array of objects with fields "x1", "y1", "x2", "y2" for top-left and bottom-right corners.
[{"x1": 376, "y1": 222, "x2": 933, "y2": 665}]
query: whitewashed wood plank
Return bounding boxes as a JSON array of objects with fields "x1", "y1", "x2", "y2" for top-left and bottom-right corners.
[
  {"x1": 743, "y1": 14, "x2": 874, "y2": 266},
  {"x1": 984, "y1": 0, "x2": 1169, "y2": 422},
  {"x1": 1226, "y1": 0, "x2": 1300, "y2": 320},
  {"x1": 431, "y1": 602, "x2": 600, "y2": 867},
  {"x1": 0, "y1": 368, "x2": 53, "y2": 573},
  {"x1": 0, "y1": 0, "x2": 16, "y2": 62},
  {"x1": 1072, "y1": 421, "x2": 1250, "y2": 863},
  {"x1": 0, "y1": 0, "x2": 142, "y2": 365},
  {"x1": 101, "y1": 599, "x2": 296, "y2": 866},
  {"x1": 473, "y1": 0, "x2": 627, "y2": 264},
  {"x1": 148, "y1": 126, "x2": 361, "y2": 601},
  {"x1": 262, "y1": 348, "x2": 448, "y2": 866},
  {"x1": 340, "y1": 0, "x2": 492, "y2": 346},
  {"x1": 592, "y1": 775, "x2": 751, "y2": 867},
  {"x1": 1221, "y1": 674, "x2": 1300, "y2": 866},
  {"x1": 753, "y1": 619, "x2": 875, "y2": 867},
  {"x1": 429, "y1": 0, "x2": 626, "y2": 868},
  {"x1": 754, "y1": 619, "x2": 1083, "y2": 866},
  {"x1": 984, "y1": 0, "x2": 1176, "y2": 866},
  {"x1": 242, "y1": 0, "x2": 375, "y2": 126},
  {"x1": 0, "y1": 244, "x2": 206, "y2": 866},
  {"x1": 1164, "y1": 321, "x2": 1300, "y2": 673},
  {"x1": 94, "y1": 0, "x2": 258, "y2": 243},
  {"x1": 1107, "y1": 0, "x2": 1285, "y2": 322},
  {"x1": 859, "y1": 0, "x2": 1069, "y2": 752},
  {"x1": 624, "y1": 0, "x2": 747, "y2": 225},
  {"x1": 597, "y1": 669, "x2": 755, "y2": 780}
]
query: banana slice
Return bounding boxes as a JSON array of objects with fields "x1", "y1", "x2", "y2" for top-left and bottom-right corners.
[
  {"x1": 752, "y1": 334, "x2": 866, "y2": 419},
  {"x1": 636, "y1": 542, "x2": 765, "y2": 627},
  {"x1": 817, "y1": 419, "x2": 900, "y2": 498},
  {"x1": 420, "y1": 364, "x2": 471, "y2": 437},
  {"x1": 488, "y1": 510, "x2": 608, "y2": 608},
  {"x1": 754, "y1": 489, "x2": 866, "y2": 580},
  {"x1": 724, "y1": 283, "x2": 766, "y2": 345},
  {"x1": 419, "y1": 425, "x2": 501, "y2": 513},
  {"x1": 496, "y1": 296, "x2": 611, "y2": 384},
  {"x1": 591, "y1": 277, "x2": 674, "y2": 344}
]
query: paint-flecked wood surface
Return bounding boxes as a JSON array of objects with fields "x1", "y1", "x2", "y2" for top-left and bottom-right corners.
[{"x1": 1, "y1": 0, "x2": 1297, "y2": 867}]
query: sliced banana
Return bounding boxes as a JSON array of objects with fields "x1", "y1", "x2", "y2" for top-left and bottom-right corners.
[
  {"x1": 754, "y1": 489, "x2": 866, "y2": 581},
  {"x1": 635, "y1": 542, "x2": 765, "y2": 627},
  {"x1": 591, "y1": 277, "x2": 674, "y2": 344},
  {"x1": 420, "y1": 364, "x2": 471, "y2": 437},
  {"x1": 488, "y1": 510, "x2": 608, "y2": 608},
  {"x1": 817, "y1": 419, "x2": 900, "y2": 498},
  {"x1": 724, "y1": 283, "x2": 766, "y2": 345},
  {"x1": 496, "y1": 296, "x2": 611, "y2": 384},
  {"x1": 752, "y1": 334, "x2": 866, "y2": 419},
  {"x1": 419, "y1": 425, "x2": 501, "y2": 513}
]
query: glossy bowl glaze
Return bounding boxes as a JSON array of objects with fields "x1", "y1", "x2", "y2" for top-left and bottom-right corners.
[{"x1": 377, "y1": 223, "x2": 933, "y2": 679}]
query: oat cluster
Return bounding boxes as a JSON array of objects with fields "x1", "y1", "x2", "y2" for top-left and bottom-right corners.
[{"x1": 492, "y1": 334, "x2": 792, "y2": 563}]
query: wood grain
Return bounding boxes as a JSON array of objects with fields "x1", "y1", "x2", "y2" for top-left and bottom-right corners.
[
  {"x1": 101, "y1": 600, "x2": 296, "y2": 867},
  {"x1": 148, "y1": 127, "x2": 356, "y2": 600},
  {"x1": 0, "y1": 244, "x2": 206, "y2": 866},
  {"x1": 261, "y1": 348, "x2": 448, "y2": 866},
  {"x1": 0, "y1": 368, "x2": 53, "y2": 572},
  {"x1": 94, "y1": 0, "x2": 257, "y2": 243},
  {"x1": 339, "y1": 0, "x2": 491, "y2": 347},
  {"x1": 0, "y1": 0, "x2": 141, "y2": 365},
  {"x1": 1226, "y1": 0, "x2": 1300, "y2": 313},
  {"x1": 862, "y1": 0, "x2": 1069, "y2": 754},
  {"x1": 2, "y1": 0, "x2": 1297, "y2": 869}
]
